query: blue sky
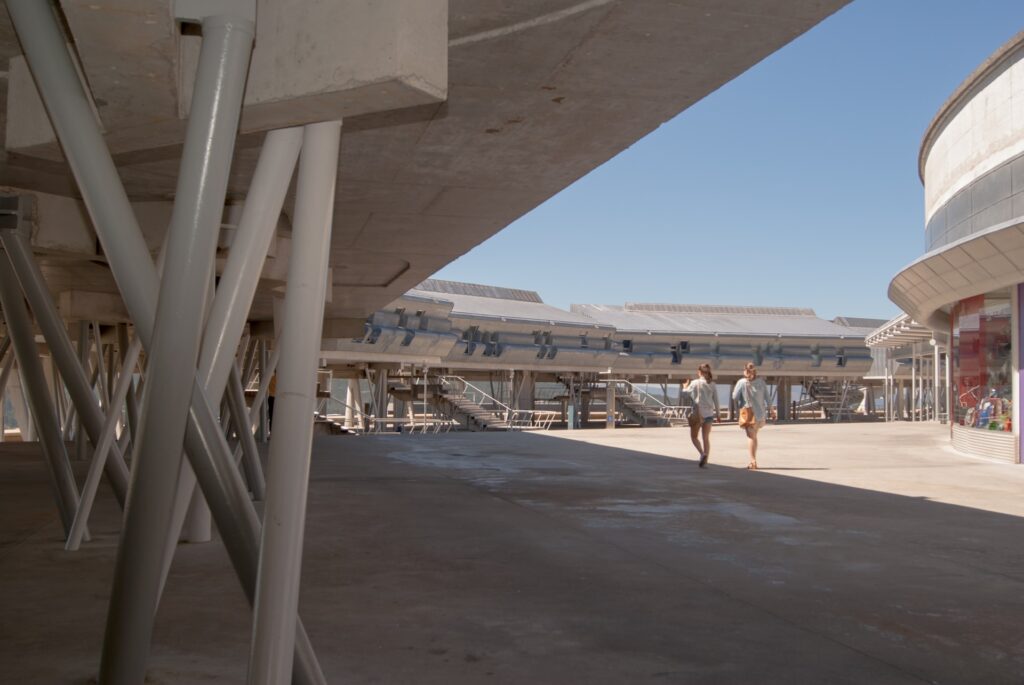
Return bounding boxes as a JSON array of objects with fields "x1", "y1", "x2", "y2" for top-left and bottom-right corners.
[{"x1": 434, "y1": 0, "x2": 1024, "y2": 321}]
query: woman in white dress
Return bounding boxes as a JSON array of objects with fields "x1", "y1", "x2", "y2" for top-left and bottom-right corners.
[
  {"x1": 686, "y1": 363, "x2": 719, "y2": 468},
  {"x1": 732, "y1": 362, "x2": 768, "y2": 470}
]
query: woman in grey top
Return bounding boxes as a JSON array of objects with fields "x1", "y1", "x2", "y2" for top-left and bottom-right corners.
[
  {"x1": 686, "y1": 363, "x2": 719, "y2": 468},
  {"x1": 732, "y1": 362, "x2": 768, "y2": 470}
]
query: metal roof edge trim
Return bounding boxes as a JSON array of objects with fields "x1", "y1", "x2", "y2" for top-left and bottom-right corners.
[{"x1": 888, "y1": 215, "x2": 1024, "y2": 333}]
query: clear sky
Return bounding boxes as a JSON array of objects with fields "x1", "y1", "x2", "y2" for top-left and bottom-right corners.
[{"x1": 433, "y1": 0, "x2": 1024, "y2": 321}]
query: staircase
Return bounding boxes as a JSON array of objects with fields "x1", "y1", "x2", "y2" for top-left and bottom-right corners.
[
  {"x1": 435, "y1": 376, "x2": 514, "y2": 431},
  {"x1": 611, "y1": 381, "x2": 686, "y2": 427},
  {"x1": 806, "y1": 378, "x2": 863, "y2": 422}
]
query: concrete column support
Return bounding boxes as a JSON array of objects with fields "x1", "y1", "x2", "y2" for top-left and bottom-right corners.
[{"x1": 249, "y1": 120, "x2": 341, "y2": 685}]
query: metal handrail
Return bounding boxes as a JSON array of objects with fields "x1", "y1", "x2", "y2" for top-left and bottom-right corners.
[
  {"x1": 605, "y1": 379, "x2": 687, "y2": 419},
  {"x1": 436, "y1": 375, "x2": 556, "y2": 431},
  {"x1": 437, "y1": 374, "x2": 517, "y2": 425}
]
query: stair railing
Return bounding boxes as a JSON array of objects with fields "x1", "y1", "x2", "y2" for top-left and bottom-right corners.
[
  {"x1": 606, "y1": 379, "x2": 686, "y2": 422},
  {"x1": 437, "y1": 375, "x2": 559, "y2": 430}
]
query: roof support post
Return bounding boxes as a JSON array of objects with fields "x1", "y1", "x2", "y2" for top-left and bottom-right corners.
[
  {"x1": 0, "y1": 231, "x2": 130, "y2": 507},
  {"x1": 66, "y1": 336, "x2": 142, "y2": 551},
  {"x1": 257, "y1": 340, "x2": 270, "y2": 442},
  {"x1": 163, "y1": 125, "x2": 301, "y2": 557},
  {"x1": 0, "y1": 256, "x2": 79, "y2": 535},
  {"x1": 98, "y1": 4, "x2": 255, "y2": 680},
  {"x1": 249, "y1": 120, "x2": 341, "y2": 685},
  {"x1": 227, "y1": 361, "x2": 266, "y2": 500},
  {"x1": 7, "y1": 3, "x2": 326, "y2": 682}
]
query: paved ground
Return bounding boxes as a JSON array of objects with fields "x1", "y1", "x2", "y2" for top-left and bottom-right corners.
[{"x1": 3, "y1": 422, "x2": 1024, "y2": 683}]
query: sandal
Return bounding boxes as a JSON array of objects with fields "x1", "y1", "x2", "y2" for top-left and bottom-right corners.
[{"x1": 746, "y1": 462, "x2": 758, "y2": 470}]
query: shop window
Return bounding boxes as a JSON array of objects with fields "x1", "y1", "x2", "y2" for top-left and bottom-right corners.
[{"x1": 952, "y1": 290, "x2": 1013, "y2": 431}]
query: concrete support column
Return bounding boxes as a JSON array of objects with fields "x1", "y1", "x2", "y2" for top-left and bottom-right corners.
[
  {"x1": 249, "y1": 120, "x2": 341, "y2": 685},
  {"x1": 512, "y1": 370, "x2": 535, "y2": 412}
]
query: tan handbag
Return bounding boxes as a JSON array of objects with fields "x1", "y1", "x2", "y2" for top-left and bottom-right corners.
[
  {"x1": 687, "y1": 381, "x2": 703, "y2": 428},
  {"x1": 738, "y1": 406, "x2": 755, "y2": 428},
  {"x1": 738, "y1": 378, "x2": 756, "y2": 427}
]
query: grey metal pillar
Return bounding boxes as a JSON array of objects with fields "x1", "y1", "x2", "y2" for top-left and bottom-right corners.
[
  {"x1": 344, "y1": 380, "x2": 355, "y2": 430},
  {"x1": 116, "y1": 323, "x2": 139, "y2": 448},
  {"x1": 165, "y1": 125, "x2": 302, "y2": 535},
  {"x1": 257, "y1": 340, "x2": 270, "y2": 442},
  {"x1": 8, "y1": 3, "x2": 324, "y2": 682},
  {"x1": 227, "y1": 362, "x2": 266, "y2": 500},
  {"x1": 75, "y1": 322, "x2": 89, "y2": 460},
  {"x1": 0, "y1": 230, "x2": 130, "y2": 505},
  {"x1": 0, "y1": 344, "x2": 15, "y2": 441},
  {"x1": 99, "y1": 8, "x2": 255, "y2": 682},
  {"x1": 66, "y1": 336, "x2": 142, "y2": 550},
  {"x1": 0, "y1": 257, "x2": 79, "y2": 534},
  {"x1": 249, "y1": 120, "x2": 341, "y2": 685},
  {"x1": 605, "y1": 381, "x2": 616, "y2": 429}
]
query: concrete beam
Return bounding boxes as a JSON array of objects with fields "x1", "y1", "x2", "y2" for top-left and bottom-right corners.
[{"x1": 8, "y1": 0, "x2": 448, "y2": 159}]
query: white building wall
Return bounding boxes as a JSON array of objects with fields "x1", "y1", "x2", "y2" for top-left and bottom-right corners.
[{"x1": 923, "y1": 44, "x2": 1024, "y2": 222}]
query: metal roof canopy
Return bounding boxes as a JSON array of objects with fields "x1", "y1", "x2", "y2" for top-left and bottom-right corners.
[
  {"x1": 570, "y1": 303, "x2": 866, "y2": 338},
  {"x1": 888, "y1": 215, "x2": 1024, "y2": 335},
  {"x1": 865, "y1": 314, "x2": 935, "y2": 349}
]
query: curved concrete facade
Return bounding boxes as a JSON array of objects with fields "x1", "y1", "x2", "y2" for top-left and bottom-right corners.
[
  {"x1": 921, "y1": 31, "x2": 1024, "y2": 224},
  {"x1": 889, "y1": 33, "x2": 1024, "y2": 463}
]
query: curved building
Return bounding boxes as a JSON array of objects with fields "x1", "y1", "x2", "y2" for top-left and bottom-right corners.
[{"x1": 888, "y1": 31, "x2": 1024, "y2": 461}]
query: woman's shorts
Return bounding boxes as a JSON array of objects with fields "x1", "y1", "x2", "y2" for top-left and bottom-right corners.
[{"x1": 702, "y1": 415, "x2": 715, "y2": 425}]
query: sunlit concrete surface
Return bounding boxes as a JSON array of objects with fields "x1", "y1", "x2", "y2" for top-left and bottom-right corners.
[{"x1": 3, "y1": 423, "x2": 1024, "y2": 683}]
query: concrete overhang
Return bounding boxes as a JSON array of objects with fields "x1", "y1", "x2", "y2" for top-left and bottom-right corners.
[
  {"x1": 888, "y1": 215, "x2": 1024, "y2": 335},
  {"x1": 0, "y1": 0, "x2": 853, "y2": 323}
]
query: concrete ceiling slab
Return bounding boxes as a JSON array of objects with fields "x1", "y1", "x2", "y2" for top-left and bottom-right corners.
[{"x1": 0, "y1": 0, "x2": 851, "y2": 321}]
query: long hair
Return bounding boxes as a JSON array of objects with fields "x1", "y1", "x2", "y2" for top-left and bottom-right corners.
[
  {"x1": 744, "y1": 362, "x2": 757, "y2": 379},
  {"x1": 697, "y1": 363, "x2": 713, "y2": 382}
]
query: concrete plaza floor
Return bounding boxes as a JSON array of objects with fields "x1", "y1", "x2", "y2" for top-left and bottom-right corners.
[{"x1": 3, "y1": 422, "x2": 1024, "y2": 683}]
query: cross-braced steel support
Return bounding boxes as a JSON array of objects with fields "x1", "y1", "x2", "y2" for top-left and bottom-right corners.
[
  {"x1": 0, "y1": 230, "x2": 130, "y2": 507},
  {"x1": 0, "y1": 257, "x2": 80, "y2": 535},
  {"x1": 99, "y1": 8, "x2": 255, "y2": 681},
  {"x1": 249, "y1": 120, "x2": 341, "y2": 684},
  {"x1": 227, "y1": 362, "x2": 266, "y2": 499},
  {"x1": 7, "y1": 3, "x2": 326, "y2": 682}
]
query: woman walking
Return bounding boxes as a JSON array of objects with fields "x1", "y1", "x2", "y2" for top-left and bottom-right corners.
[
  {"x1": 686, "y1": 364, "x2": 719, "y2": 468},
  {"x1": 733, "y1": 362, "x2": 768, "y2": 469}
]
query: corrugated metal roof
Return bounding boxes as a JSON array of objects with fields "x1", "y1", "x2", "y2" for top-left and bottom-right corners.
[
  {"x1": 833, "y1": 316, "x2": 889, "y2": 330},
  {"x1": 415, "y1": 278, "x2": 542, "y2": 303},
  {"x1": 570, "y1": 303, "x2": 863, "y2": 338},
  {"x1": 626, "y1": 303, "x2": 816, "y2": 316},
  {"x1": 408, "y1": 289, "x2": 606, "y2": 328}
]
